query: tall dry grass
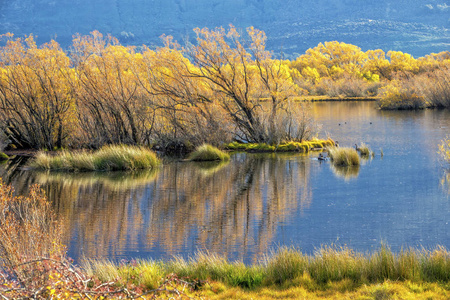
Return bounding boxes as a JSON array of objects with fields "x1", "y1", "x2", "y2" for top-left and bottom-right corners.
[
  {"x1": 85, "y1": 244, "x2": 450, "y2": 291},
  {"x1": 327, "y1": 146, "x2": 360, "y2": 166},
  {"x1": 31, "y1": 144, "x2": 160, "y2": 171}
]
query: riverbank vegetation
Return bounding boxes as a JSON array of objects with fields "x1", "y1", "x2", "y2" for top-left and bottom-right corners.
[
  {"x1": 1, "y1": 179, "x2": 449, "y2": 299},
  {"x1": 0, "y1": 28, "x2": 449, "y2": 152},
  {"x1": 30, "y1": 144, "x2": 160, "y2": 171}
]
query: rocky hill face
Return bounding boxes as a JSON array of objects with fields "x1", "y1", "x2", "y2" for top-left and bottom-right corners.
[{"x1": 0, "y1": 0, "x2": 449, "y2": 57}]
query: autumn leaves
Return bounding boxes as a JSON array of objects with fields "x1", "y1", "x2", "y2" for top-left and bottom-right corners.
[{"x1": 0, "y1": 27, "x2": 448, "y2": 151}]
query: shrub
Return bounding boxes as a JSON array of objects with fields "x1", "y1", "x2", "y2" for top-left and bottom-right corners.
[
  {"x1": 188, "y1": 144, "x2": 230, "y2": 161},
  {"x1": 417, "y1": 66, "x2": 450, "y2": 108},
  {"x1": 378, "y1": 80, "x2": 426, "y2": 110},
  {"x1": 0, "y1": 178, "x2": 66, "y2": 291}
]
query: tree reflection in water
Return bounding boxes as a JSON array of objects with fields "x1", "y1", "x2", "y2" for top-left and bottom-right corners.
[{"x1": 27, "y1": 153, "x2": 312, "y2": 263}]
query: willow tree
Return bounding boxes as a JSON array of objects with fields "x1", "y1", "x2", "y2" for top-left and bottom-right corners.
[
  {"x1": 70, "y1": 31, "x2": 151, "y2": 147},
  {"x1": 0, "y1": 34, "x2": 75, "y2": 149},
  {"x1": 185, "y1": 26, "x2": 307, "y2": 144},
  {"x1": 133, "y1": 37, "x2": 233, "y2": 148}
]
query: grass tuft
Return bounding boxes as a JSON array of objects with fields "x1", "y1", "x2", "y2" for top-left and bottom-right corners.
[
  {"x1": 188, "y1": 144, "x2": 230, "y2": 162},
  {"x1": 327, "y1": 146, "x2": 360, "y2": 166},
  {"x1": 263, "y1": 247, "x2": 308, "y2": 285},
  {"x1": 30, "y1": 144, "x2": 160, "y2": 171}
]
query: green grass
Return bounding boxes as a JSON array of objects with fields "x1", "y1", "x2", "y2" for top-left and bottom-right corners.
[
  {"x1": 224, "y1": 139, "x2": 335, "y2": 153},
  {"x1": 30, "y1": 144, "x2": 160, "y2": 171},
  {"x1": 84, "y1": 245, "x2": 450, "y2": 293},
  {"x1": 188, "y1": 144, "x2": 230, "y2": 162},
  {"x1": 0, "y1": 152, "x2": 8, "y2": 161},
  {"x1": 327, "y1": 146, "x2": 360, "y2": 166}
]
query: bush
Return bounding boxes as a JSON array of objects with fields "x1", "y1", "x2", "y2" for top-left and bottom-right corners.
[
  {"x1": 417, "y1": 66, "x2": 450, "y2": 108},
  {"x1": 0, "y1": 178, "x2": 66, "y2": 291},
  {"x1": 378, "y1": 80, "x2": 426, "y2": 110}
]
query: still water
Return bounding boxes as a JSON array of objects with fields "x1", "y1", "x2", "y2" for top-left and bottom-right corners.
[{"x1": 1, "y1": 102, "x2": 449, "y2": 264}]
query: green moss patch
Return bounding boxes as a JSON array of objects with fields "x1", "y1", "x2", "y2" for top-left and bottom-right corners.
[{"x1": 225, "y1": 139, "x2": 334, "y2": 153}]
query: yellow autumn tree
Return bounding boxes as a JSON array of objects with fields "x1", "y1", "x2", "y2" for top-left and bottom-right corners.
[
  {"x1": 134, "y1": 36, "x2": 233, "y2": 149},
  {"x1": 70, "y1": 31, "x2": 151, "y2": 147},
  {"x1": 0, "y1": 34, "x2": 75, "y2": 149},
  {"x1": 184, "y1": 26, "x2": 310, "y2": 143}
]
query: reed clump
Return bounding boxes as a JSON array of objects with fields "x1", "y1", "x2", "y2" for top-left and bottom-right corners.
[
  {"x1": 327, "y1": 146, "x2": 360, "y2": 166},
  {"x1": 31, "y1": 144, "x2": 160, "y2": 171},
  {"x1": 356, "y1": 142, "x2": 371, "y2": 157},
  {"x1": 83, "y1": 244, "x2": 450, "y2": 294},
  {"x1": 188, "y1": 144, "x2": 230, "y2": 162}
]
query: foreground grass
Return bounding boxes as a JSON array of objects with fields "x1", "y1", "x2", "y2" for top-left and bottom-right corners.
[
  {"x1": 225, "y1": 138, "x2": 335, "y2": 153},
  {"x1": 30, "y1": 144, "x2": 160, "y2": 171},
  {"x1": 201, "y1": 280, "x2": 450, "y2": 299},
  {"x1": 82, "y1": 245, "x2": 450, "y2": 299},
  {"x1": 188, "y1": 144, "x2": 230, "y2": 162}
]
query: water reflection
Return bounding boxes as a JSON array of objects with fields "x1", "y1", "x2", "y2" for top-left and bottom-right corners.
[
  {"x1": 330, "y1": 164, "x2": 360, "y2": 180},
  {"x1": 191, "y1": 160, "x2": 230, "y2": 176},
  {"x1": 0, "y1": 153, "x2": 313, "y2": 262},
  {"x1": 441, "y1": 171, "x2": 450, "y2": 194},
  {"x1": 146, "y1": 153, "x2": 312, "y2": 262},
  {"x1": 1, "y1": 102, "x2": 449, "y2": 263},
  {"x1": 34, "y1": 168, "x2": 159, "y2": 190}
]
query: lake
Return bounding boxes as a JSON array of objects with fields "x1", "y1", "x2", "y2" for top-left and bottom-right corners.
[{"x1": 1, "y1": 101, "x2": 449, "y2": 264}]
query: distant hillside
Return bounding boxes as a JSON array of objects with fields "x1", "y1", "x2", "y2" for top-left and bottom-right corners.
[{"x1": 0, "y1": 0, "x2": 449, "y2": 57}]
